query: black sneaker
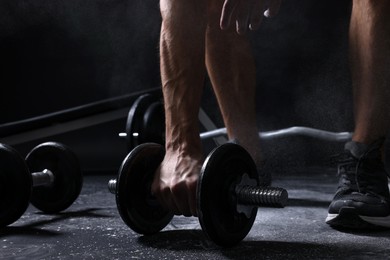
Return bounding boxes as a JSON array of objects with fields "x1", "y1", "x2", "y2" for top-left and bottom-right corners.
[{"x1": 326, "y1": 140, "x2": 390, "y2": 229}]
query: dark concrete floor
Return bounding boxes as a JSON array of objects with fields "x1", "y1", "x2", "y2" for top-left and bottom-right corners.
[{"x1": 1, "y1": 168, "x2": 390, "y2": 259}]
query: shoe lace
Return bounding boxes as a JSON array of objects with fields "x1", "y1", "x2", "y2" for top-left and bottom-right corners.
[
  {"x1": 330, "y1": 152, "x2": 360, "y2": 191},
  {"x1": 331, "y1": 143, "x2": 387, "y2": 196}
]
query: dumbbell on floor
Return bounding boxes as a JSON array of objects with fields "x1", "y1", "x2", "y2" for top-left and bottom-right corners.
[
  {"x1": 0, "y1": 142, "x2": 83, "y2": 228},
  {"x1": 119, "y1": 94, "x2": 353, "y2": 150},
  {"x1": 121, "y1": 94, "x2": 165, "y2": 149},
  {"x1": 108, "y1": 142, "x2": 288, "y2": 247}
]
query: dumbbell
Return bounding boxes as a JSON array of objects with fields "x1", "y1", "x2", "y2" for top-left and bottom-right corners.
[
  {"x1": 121, "y1": 94, "x2": 165, "y2": 149},
  {"x1": 119, "y1": 94, "x2": 353, "y2": 150},
  {"x1": 108, "y1": 142, "x2": 288, "y2": 247},
  {"x1": 0, "y1": 142, "x2": 83, "y2": 228}
]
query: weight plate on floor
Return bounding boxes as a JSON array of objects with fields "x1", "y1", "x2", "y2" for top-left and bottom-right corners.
[
  {"x1": 116, "y1": 143, "x2": 173, "y2": 235},
  {"x1": 197, "y1": 143, "x2": 259, "y2": 247},
  {"x1": 126, "y1": 94, "x2": 164, "y2": 150},
  {"x1": 143, "y1": 101, "x2": 165, "y2": 145},
  {"x1": 26, "y1": 142, "x2": 83, "y2": 213},
  {"x1": 0, "y1": 144, "x2": 31, "y2": 227}
]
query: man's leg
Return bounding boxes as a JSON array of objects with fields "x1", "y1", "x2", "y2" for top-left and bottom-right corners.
[
  {"x1": 326, "y1": 0, "x2": 390, "y2": 229},
  {"x1": 151, "y1": 0, "x2": 208, "y2": 217},
  {"x1": 205, "y1": 0, "x2": 267, "y2": 184},
  {"x1": 350, "y1": 0, "x2": 390, "y2": 144}
]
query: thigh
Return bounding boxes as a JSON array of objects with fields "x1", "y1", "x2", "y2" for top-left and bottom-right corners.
[
  {"x1": 160, "y1": 0, "x2": 208, "y2": 21},
  {"x1": 207, "y1": 0, "x2": 225, "y2": 25}
]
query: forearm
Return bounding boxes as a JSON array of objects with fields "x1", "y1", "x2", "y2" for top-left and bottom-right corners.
[{"x1": 159, "y1": 1, "x2": 207, "y2": 154}]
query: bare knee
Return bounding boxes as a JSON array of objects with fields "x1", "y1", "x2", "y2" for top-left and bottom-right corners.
[
  {"x1": 353, "y1": 0, "x2": 390, "y2": 18},
  {"x1": 160, "y1": 0, "x2": 208, "y2": 32},
  {"x1": 207, "y1": 0, "x2": 233, "y2": 32}
]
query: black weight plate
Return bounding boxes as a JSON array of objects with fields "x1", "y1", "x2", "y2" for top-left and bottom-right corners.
[
  {"x1": 26, "y1": 142, "x2": 83, "y2": 213},
  {"x1": 0, "y1": 144, "x2": 31, "y2": 227},
  {"x1": 116, "y1": 143, "x2": 173, "y2": 235},
  {"x1": 197, "y1": 143, "x2": 259, "y2": 247},
  {"x1": 126, "y1": 94, "x2": 162, "y2": 150},
  {"x1": 142, "y1": 101, "x2": 165, "y2": 145}
]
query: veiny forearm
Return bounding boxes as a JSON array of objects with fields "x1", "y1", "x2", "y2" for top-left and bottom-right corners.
[{"x1": 159, "y1": 2, "x2": 207, "y2": 154}]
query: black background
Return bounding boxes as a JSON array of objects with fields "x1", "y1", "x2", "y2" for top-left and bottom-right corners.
[
  {"x1": 0, "y1": 0, "x2": 364, "y2": 172},
  {"x1": 0, "y1": 0, "x2": 352, "y2": 127}
]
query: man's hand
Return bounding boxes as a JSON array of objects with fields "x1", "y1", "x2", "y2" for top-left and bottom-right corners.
[
  {"x1": 220, "y1": 0, "x2": 282, "y2": 34},
  {"x1": 151, "y1": 150, "x2": 202, "y2": 217}
]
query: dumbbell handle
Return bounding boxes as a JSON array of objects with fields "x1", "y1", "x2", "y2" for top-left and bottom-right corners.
[
  {"x1": 32, "y1": 169, "x2": 55, "y2": 187},
  {"x1": 107, "y1": 179, "x2": 287, "y2": 208},
  {"x1": 119, "y1": 126, "x2": 352, "y2": 142},
  {"x1": 236, "y1": 185, "x2": 288, "y2": 208}
]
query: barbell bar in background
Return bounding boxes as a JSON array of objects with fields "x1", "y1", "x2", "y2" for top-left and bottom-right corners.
[
  {"x1": 119, "y1": 126, "x2": 352, "y2": 143},
  {"x1": 120, "y1": 94, "x2": 353, "y2": 149}
]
